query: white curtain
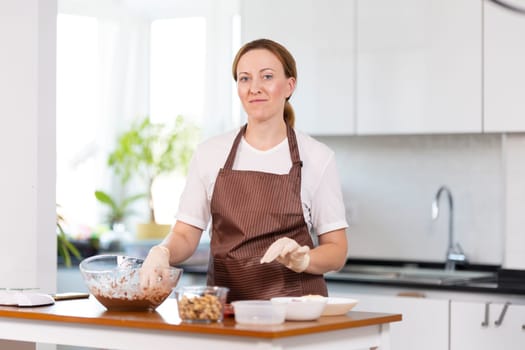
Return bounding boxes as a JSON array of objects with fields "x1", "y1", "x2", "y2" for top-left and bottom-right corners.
[
  {"x1": 57, "y1": 1, "x2": 151, "y2": 228},
  {"x1": 57, "y1": 0, "x2": 241, "y2": 230}
]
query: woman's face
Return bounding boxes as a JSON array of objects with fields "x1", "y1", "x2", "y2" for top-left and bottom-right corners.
[{"x1": 236, "y1": 49, "x2": 295, "y2": 124}]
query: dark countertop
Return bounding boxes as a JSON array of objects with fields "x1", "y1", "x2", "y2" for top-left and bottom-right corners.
[
  {"x1": 180, "y1": 258, "x2": 525, "y2": 296},
  {"x1": 325, "y1": 258, "x2": 525, "y2": 296}
]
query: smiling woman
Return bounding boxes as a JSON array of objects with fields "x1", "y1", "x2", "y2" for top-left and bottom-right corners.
[{"x1": 140, "y1": 38, "x2": 348, "y2": 303}]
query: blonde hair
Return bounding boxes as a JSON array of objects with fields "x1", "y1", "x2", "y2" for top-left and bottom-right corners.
[{"x1": 232, "y1": 39, "x2": 297, "y2": 127}]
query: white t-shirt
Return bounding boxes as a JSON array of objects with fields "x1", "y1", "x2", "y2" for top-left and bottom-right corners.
[{"x1": 176, "y1": 127, "x2": 349, "y2": 236}]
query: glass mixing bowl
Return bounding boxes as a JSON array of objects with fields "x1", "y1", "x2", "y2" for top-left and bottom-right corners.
[{"x1": 79, "y1": 254, "x2": 183, "y2": 311}]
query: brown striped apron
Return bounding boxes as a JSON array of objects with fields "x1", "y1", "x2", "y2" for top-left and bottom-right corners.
[{"x1": 207, "y1": 123, "x2": 328, "y2": 302}]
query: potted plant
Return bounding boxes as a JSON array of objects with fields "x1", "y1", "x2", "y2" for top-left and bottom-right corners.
[
  {"x1": 57, "y1": 204, "x2": 81, "y2": 267},
  {"x1": 104, "y1": 115, "x2": 198, "y2": 239},
  {"x1": 94, "y1": 190, "x2": 147, "y2": 250},
  {"x1": 94, "y1": 190, "x2": 147, "y2": 228}
]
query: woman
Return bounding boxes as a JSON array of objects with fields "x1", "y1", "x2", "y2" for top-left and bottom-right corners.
[{"x1": 141, "y1": 38, "x2": 348, "y2": 301}]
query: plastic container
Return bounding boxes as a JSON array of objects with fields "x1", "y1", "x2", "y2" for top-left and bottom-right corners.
[
  {"x1": 174, "y1": 286, "x2": 229, "y2": 323},
  {"x1": 231, "y1": 300, "x2": 287, "y2": 325}
]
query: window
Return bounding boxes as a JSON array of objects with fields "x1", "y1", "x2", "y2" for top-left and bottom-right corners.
[
  {"x1": 150, "y1": 17, "x2": 206, "y2": 125},
  {"x1": 56, "y1": 2, "x2": 240, "y2": 239},
  {"x1": 149, "y1": 17, "x2": 207, "y2": 224},
  {"x1": 56, "y1": 14, "x2": 100, "y2": 234}
]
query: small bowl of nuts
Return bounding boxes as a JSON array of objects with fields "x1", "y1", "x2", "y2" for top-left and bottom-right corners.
[{"x1": 174, "y1": 285, "x2": 229, "y2": 323}]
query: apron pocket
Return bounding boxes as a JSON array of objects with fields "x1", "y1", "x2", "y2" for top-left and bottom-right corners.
[{"x1": 210, "y1": 256, "x2": 302, "y2": 302}]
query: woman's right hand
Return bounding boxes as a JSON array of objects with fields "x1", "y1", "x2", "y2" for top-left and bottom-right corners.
[{"x1": 139, "y1": 245, "x2": 171, "y2": 290}]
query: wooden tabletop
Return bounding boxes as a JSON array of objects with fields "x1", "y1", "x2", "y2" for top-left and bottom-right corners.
[{"x1": 0, "y1": 296, "x2": 401, "y2": 339}]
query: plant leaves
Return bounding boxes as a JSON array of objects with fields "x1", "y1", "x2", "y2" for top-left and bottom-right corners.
[{"x1": 105, "y1": 115, "x2": 199, "y2": 222}]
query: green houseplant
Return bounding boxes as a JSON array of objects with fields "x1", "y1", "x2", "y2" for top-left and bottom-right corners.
[
  {"x1": 100, "y1": 115, "x2": 198, "y2": 238},
  {"x1": 94, "y1": 190, "x2": 147, "y2": 227},
  {"x1": 57, "y1": 205, "x2": 81, "y2": 267}
]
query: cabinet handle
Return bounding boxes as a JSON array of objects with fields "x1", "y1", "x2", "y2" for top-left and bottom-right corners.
[
  {"x1": 481, "y1": 302, "x2": 491, "y2": 327},
  {"x1": 487, "y1": 0, "x2": 525, "y2": 15},
  {"x1": 495, "y1": 302, "x2": 511, "y2": 326}
]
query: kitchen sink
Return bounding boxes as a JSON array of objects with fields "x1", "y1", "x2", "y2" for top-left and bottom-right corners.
[{"x1": 329, "y1": 264, "x2": 497, "y2": 286}]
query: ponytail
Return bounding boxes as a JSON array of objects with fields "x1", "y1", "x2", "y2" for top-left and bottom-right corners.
[{"x1": 284, "y1": 100, "x2": 295, "y2": 128}]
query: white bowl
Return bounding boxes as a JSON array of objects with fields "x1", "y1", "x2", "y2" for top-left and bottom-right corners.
[
  {"x1": 321, "y1": 297, "x2": 359, "y2": 316},
  {"x1": 231, "y1": 300, "x2": 286, "y2": 325},
  {"x1": 271, "y1": 296, "x2": 327, "y2": 321}
]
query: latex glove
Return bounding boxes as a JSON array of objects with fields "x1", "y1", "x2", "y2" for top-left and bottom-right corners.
[
  {"x1": 260, "y1": 237, "x2": 310, "y2": 273},
  {"x1": 139, "y1": 245, "x2": 171, "y2": 290}
]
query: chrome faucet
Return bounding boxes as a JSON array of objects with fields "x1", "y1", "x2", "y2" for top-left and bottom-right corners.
[{"x1": 432, "y1": 186, "x2": 467, "y2": 270}]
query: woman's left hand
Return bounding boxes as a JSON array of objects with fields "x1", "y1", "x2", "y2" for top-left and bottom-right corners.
[{"x1": 260, "y1": 237, "x2": 310, "y2": 273}]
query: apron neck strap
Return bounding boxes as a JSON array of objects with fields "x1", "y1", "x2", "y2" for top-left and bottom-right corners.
[
  {"x1": 223, "y1": 123, "x2": 303, "y2": 174},
  {"x1": 223, "y1": 124, "x2": 247, "y2": 170},
  {"x1": 286, "y1": 123, "x2": 302, "y2": 170}
]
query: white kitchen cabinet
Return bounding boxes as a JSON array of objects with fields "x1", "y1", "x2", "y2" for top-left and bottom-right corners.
[
  {"x1": 356, "y1": 0, "x2": 482, "y2": 134},
  {"x1": 346, "y1": 293, "x2": 449, "y2": 350},
  {"x1": 483, "y1": 0, "x2": 525, "y2": 132},
  {"x1": 240, "y1": 0, "x2": 356, "y2": 135},
  {"x1": 450, "y1": 300, "x2": 525, "y2": 350}
]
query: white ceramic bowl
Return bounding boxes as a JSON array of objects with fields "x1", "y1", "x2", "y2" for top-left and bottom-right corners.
[
  {"x1": 321, "y1": 297, "x2": 359, "y2": 316},
  {"x1": 271, "y1": 296, "x2": 327, "y2": 321},
  {"x1": 231, "y1": 300, "x2": 286, "y2": 325}
]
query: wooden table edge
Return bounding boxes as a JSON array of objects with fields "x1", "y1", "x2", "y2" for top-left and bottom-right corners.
[{"x1": 0, "y1": 300, "x2": 402, "y2": 339}]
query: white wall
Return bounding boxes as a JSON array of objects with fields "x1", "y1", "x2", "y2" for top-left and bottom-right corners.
[
  {"x1": 319, "y1": 133, "x2": 504, "y2": 265},
  {"x1": 0, "y1": 0, "x2": 56, "y2": 292},
  {"x1": 502, "y1": 134, "x2": 525, "y2": 269}
]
